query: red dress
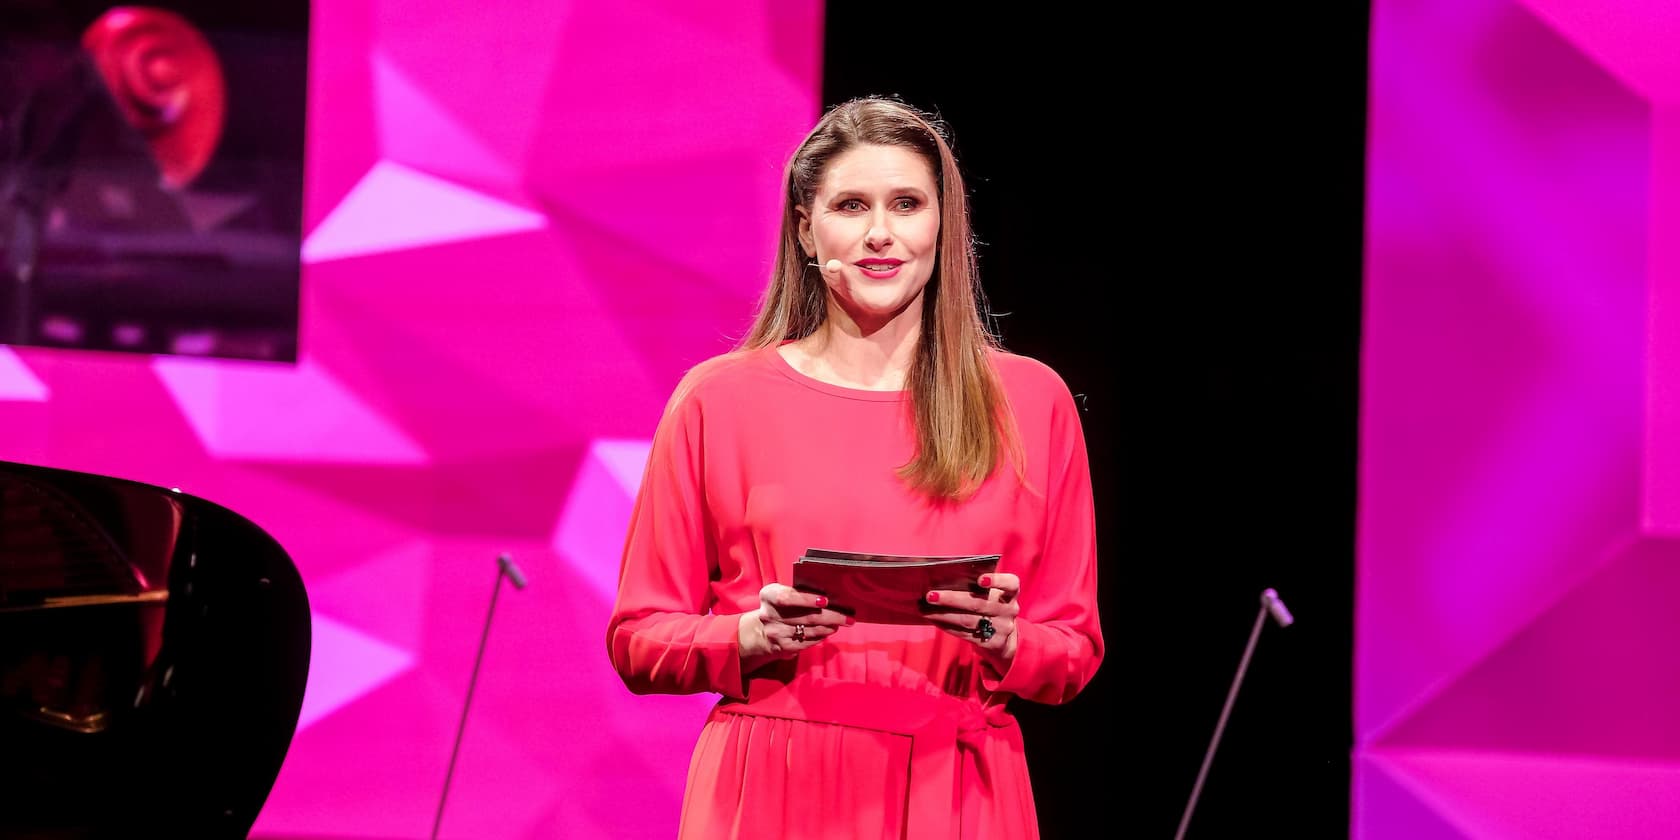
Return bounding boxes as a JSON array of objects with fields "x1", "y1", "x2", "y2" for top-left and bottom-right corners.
[{"x1": 607, "y1": 344, "x2": 1103, "y2": 839}]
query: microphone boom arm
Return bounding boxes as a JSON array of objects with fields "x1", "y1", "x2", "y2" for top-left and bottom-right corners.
[
  {"x1": 431, "y1": 554, "x2": 527, "y2": 840},
  {"x1": 1174, "y1": 588, "x2": 1294, "y2": 840}
]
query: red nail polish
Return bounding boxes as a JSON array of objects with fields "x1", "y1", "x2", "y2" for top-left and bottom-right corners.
[
  {"x1": 815, "y1": 596, "x2": 828, "y2": 608},
  {"x1": 979, "y1": 575, "x2": 993, "y2": 588},
  {"x1": 845, "y1": 617, "x2": 855, "y2": 626},
  {"x1": 926, "y1": 591, "x2": 940, "y2": 603}
]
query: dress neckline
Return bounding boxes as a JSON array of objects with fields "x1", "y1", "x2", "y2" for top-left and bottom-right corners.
[{"x1": 767, "y1": 342, "x2": 908, "y2": 403}]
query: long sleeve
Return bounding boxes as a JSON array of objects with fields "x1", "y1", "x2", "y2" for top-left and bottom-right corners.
[
  {"x1": 984, "y1": 379, "x2": 1105, "y2": 704},
  {"x1": 605, "y1": 382, "x2": 749, "y2": 700}
]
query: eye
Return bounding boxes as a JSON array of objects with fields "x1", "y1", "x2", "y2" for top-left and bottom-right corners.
[
  {"x1": 838, "y1": 199, "x2": 865, "y2": 212},
  {"x1": 894, "y1": 197, "x2": 920, "y2": 211}
]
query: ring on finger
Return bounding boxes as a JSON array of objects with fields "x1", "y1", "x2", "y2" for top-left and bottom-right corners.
[{"x1": 793, "y1": 625, "x2": 806, "y2": 642}]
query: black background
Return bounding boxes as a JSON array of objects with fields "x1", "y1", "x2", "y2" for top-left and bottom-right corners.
[{"x1": 823, "y1": 6, "x2": 1370, "y2": 837}]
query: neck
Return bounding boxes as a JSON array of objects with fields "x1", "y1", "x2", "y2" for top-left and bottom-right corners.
[{"x1": 793, "y1": 298, "x2": 924, "y2": 391}]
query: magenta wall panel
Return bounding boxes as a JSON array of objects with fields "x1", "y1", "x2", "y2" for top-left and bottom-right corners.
[
  {"x1": 0, "y1": 2, "x2": 823, "y2": 836},
  {"x1": 1360, "y1": 1, "x2": 1680, "y2": 836}
]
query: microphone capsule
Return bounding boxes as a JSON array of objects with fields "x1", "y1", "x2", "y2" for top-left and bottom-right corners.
[
  {"x1": 1261, "y1": 588, "x2": 1293, "y2": 627},
  {"x1": 498, "y1": 553, "x2": 528, "y2": 590}
]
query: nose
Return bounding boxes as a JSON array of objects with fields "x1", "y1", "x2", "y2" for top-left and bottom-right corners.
[{"x1": 865, "y1": 211, "x2": 893, "y2": 251}]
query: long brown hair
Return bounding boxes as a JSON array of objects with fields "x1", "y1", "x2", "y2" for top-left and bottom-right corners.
[{"x1": 742, "y1": 97, "x2": 1017, "y2": 500}]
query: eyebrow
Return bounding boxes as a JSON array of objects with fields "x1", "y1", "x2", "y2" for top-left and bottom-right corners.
[{"x1": 829, "y1": 186, "x2": 933, "y2": 201}]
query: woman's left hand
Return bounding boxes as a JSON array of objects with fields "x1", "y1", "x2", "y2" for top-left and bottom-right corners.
[{"x1": 924, "y1": 573, "x2": 1020, "y2": 667}]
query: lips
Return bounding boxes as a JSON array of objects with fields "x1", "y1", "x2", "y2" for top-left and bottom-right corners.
[{"x1": 854, "y1": 260, "x2": 904, "y2": 279}]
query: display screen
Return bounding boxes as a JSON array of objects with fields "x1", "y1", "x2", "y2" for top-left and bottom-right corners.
[{"x1": 0, "y1": 1, "x2": 306, "y2": 361}]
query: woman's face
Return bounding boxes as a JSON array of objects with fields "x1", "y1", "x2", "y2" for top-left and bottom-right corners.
[{"x1": 798, "y1": 143, "x2": 941, "y2": 332}]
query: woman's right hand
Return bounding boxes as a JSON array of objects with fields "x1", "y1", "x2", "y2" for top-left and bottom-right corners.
[{"x1": 738, "y1": 583, "x2": 852, "y2": 663}]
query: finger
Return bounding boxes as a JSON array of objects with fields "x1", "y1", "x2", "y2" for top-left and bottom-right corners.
[
  {"x1": 761, "y1": 583, "x2": 826, "y2": 606},
  {"x1": 762, "y1": 584, "x2": 830, "y2": 618},
  {"x1": 923, "y1": 611, "x2": 1009, "y2": 634},
  {"x1": 758, "y1": 583, "x2": 794, "y2": 606},
  {"x1": 779, "y1": 590, "x2": 830, "y2": 611},
  {"x1": 925, "y1": 589, "x2": 1011, "y2": 615},
  {"x1": 765, "y1": 612, "x2": 850, "y2": 638},
  {"x1": 922, "y1": 611, "x2": 969, "y2": 632},
  {"x1": 796, "y1": 624, "x2": 839, "y2": 641},
  {"x1": 980, "y1": 573, "x2": 1020, "y2": 604},
  {"x1": 804, "y1": 609, "x2": 855, "y2": 629},
  {"x1": 777, "y1": 623, "x2": 838, "y2": 651},
  {"x1": 927, "y1": 615, "x2": 1013, "y2": 646}
]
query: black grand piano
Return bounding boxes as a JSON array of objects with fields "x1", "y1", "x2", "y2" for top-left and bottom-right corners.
[{"x1": 0, "y1": 459, "x2": 310, "y2": 838}]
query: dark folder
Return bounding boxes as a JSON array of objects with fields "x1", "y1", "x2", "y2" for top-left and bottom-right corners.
[{"x1": 792, "y1": 548, "x2": 1000, "y2": 625}]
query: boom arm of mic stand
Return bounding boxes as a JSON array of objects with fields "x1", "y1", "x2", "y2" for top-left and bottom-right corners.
[
  {"x1": 431, "y1": 557, "x2": 524, "y2": 840},
  {"x1": 1174, "y1": 589, "x2": 1293, "y2": 840}
]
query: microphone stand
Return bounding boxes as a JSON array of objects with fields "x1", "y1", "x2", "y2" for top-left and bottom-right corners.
[
  {"x1": 1174, "y1": 588, "x2": 1294, "y2": 840},
  {"x1": 431, "y1": 553, "x2": 527, "y2": 840}
]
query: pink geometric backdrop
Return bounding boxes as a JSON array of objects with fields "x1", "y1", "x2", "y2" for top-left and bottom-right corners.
[
  {"x1": 0, "y1": 2, "x2": 823, "y2": 836},
  {"x1": 1359, "y1": 1, "x2": 1680, "y2": 836}
]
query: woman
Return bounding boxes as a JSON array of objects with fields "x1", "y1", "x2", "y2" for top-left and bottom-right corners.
[{"x1": 607, "y1": 96, "x2": 1103, "y2": 839}]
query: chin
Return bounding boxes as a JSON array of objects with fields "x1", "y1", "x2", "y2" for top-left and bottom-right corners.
[
  {"x1": 845, "y1": 296, "x2": 920, "y2": 325},
  {"x1": 848, "y1": 285, "x2": 903, "y2": 304}
]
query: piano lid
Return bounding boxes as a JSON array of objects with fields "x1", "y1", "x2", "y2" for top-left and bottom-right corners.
[{"x1": 0, "y1": 460, "x2": 310, "y2": 838}]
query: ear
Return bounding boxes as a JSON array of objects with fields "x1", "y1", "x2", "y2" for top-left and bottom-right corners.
[{"x1": 796, "y1": 206, "x2": 814, "y2": 257}]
